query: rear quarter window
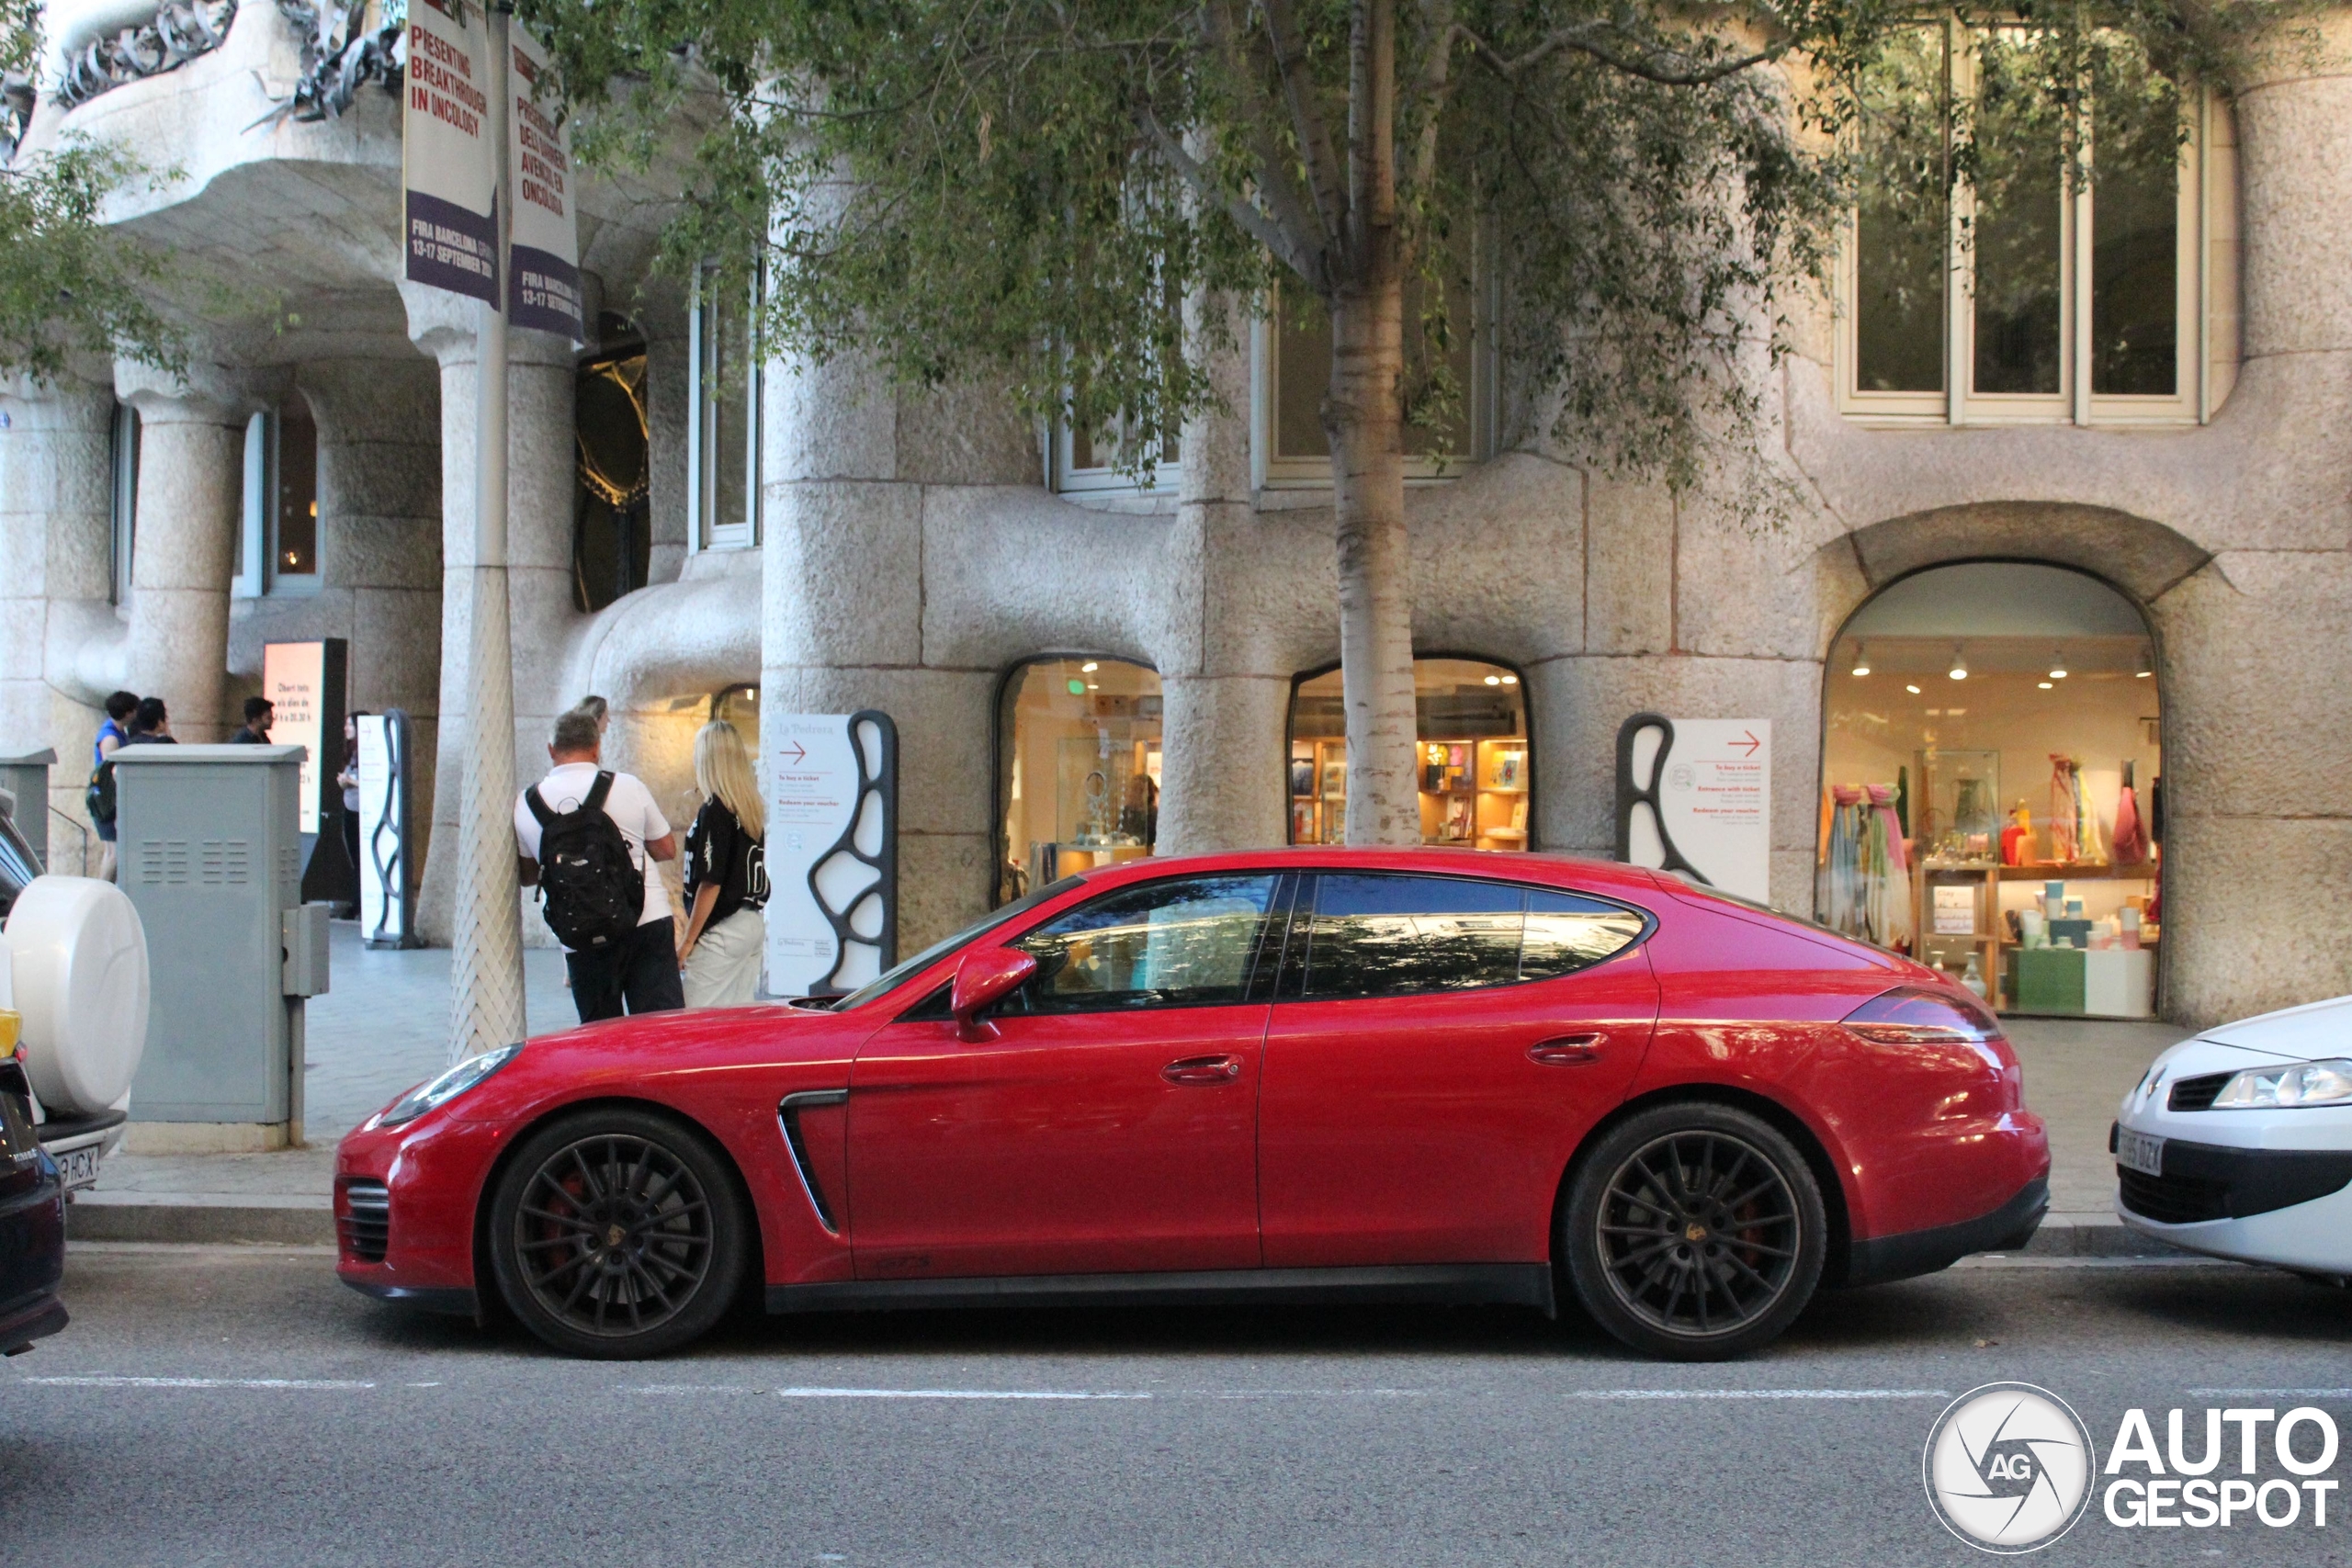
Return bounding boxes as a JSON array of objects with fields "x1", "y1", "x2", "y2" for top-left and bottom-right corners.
[{"x1": 1299, "y1": 874, "x2": 1647, "y2": 999}]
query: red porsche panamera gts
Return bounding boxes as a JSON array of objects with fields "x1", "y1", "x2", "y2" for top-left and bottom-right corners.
[{"x1": 335, "y1": 849, "x2": 2049, "y2": 1360}]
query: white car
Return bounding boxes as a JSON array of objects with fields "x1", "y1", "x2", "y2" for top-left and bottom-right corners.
[{"x1": 2113, "y1": 997, "x2": 2352, "y2": 1278}]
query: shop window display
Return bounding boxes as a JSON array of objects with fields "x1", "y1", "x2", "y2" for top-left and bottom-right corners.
[
  {"x1": 1288, "y1": 659, "x2": 1530, "y2": 851},
  {"x1": 1820, "y1": 562, "x2": 2163, "y2": 1018},
  {"x1": 997, "y1": 658, "x2": 1162, "y2": 906}
]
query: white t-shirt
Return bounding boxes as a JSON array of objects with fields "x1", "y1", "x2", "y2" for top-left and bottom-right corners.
[{"x1": 514, "y1": 763, "x2": 673, "y2": 946}]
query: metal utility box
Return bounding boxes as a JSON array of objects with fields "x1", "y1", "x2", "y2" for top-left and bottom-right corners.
[
  {"x1": 111, "y1": 744, "x2": 330, "y2": 1147},
  {"x1": 0, "y1": 749, "x2": 56, "y2": 869}
]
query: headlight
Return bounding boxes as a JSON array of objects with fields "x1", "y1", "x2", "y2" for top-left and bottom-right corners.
[
  {"x1": 379, "y1": 1043, "x2": 522, "y2": 1128},
  {"x1": 2211, "y1": 1058, "x2": 2352, "y2": 1110}
]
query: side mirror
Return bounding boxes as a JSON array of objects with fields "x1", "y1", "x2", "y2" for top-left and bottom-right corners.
[{"x1": 950, "y1": 947, "x2": 1036, "y2": 1041}]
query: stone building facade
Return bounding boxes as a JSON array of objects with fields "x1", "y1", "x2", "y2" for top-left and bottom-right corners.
[{"x1": 5, "y1": 2, "x2": 2348, "y2": 1028}]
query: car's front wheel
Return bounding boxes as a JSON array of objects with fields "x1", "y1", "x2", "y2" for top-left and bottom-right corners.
[
  {"x1": 1562, "y1": 1102, "x2": 1826, "y2": 1361},
  {"x1": 487, "y1": 1107, "x2": 748, "y2": 1359}
]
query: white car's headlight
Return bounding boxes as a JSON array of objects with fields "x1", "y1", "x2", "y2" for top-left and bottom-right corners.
[
  {"x1": 379, "y1": 1043, "x2": 522, "y2": 1127},
  {"x1": 2211, "y1": 1058, "x2": 2352, "y2": 1110}
]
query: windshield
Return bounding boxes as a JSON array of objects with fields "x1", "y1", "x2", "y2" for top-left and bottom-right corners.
[{"x1": 827, "y1": 875, "x2": 1084, "y2": 1010}]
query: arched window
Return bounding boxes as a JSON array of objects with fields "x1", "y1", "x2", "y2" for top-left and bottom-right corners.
[
  {"x1": 1822, "y1": 562, "x2": 2162, "y2": 1018},
  {"x1": 995, "y1": 656, "x2": 1162, "y2": 905},
  {"x1": 1288, "y1": 657, "x2": 1531, "y2": 850}
]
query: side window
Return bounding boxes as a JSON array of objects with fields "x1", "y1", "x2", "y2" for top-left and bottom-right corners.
[
  {"x1": 1302, "y1": 874, "x2": 1525, "y2": 998},
  {"x1": 1013, "y1": 874, "x2": 1280, "y2": 1013},
  {"x1": 1521, "y1": 889, "x2": 1647, "y2": 981}
]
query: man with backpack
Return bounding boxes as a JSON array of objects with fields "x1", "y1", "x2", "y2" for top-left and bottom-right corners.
[{"x1": 514, "y1": 707, "x2": 684, "y2": 1022}]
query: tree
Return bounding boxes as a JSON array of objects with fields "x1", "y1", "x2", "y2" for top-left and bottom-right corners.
[
  {"x1": 0, "y1": 0, "x2": 182, "y2": 383},
  {"x1": 527, "y1": 0, "x2": 2276, "y2": 843}
]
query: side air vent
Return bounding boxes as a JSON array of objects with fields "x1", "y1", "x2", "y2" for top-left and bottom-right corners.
[{"x1": 341, "y1": 1179, "x2": 390, "y2": 1263}]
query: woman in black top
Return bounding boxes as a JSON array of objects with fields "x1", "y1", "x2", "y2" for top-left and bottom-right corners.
[{"x1": 678, "y1": 720, "x2": 767, "y2": 1007}]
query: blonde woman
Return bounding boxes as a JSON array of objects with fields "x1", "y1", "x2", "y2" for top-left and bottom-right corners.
[{"x1": 677, "y1": 721, "x2": 769, "y2": 1007}]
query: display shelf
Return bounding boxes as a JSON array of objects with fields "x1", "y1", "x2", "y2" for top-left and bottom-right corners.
[{"x1": 1996, "y1": 863, "x2": 2156, "y2": 882}]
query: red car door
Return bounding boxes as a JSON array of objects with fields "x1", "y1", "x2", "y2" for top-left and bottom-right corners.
[
  {"x1": 1259, "y1": 873, "x2": 1660, "y2": 1267},
  {"x1": 845, "y1": 871, "x2": 1282, "y2": 1280}
]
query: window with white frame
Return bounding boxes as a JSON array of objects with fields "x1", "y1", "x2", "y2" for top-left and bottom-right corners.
[
  {"x1": 108, "y1": 401, "x2": 139, "y2": 606},
  {"x1": 1840, "y1": 19, "x2": 2233, "y2": 425},
  {"x1": 1257, "y1": 217, "x2": 1494, "y2": 487},
  {"x1": 689, "y1": 260, "x2": 760, "y2": 550},
  {"x1": 233, "y1": 402, "x2": 320, "y2": 596},
  {"x1": 1049, "y1": 277, "x2": 1184, "y2": 495}
]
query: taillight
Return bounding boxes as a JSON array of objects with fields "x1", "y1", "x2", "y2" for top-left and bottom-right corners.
[{"x1": 1842, "y1": 985, "x2": 2001, "y2": 1045}]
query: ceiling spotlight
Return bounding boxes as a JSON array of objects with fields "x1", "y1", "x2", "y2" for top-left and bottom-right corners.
[
  {"x1": 2135, "y1": 648, "x2": 2154, "y2": 679},
  {"x1": 1851, "y1": 642, "x2": 1871, "y2": 677},
  {"x1": 1905, "y1": 683, "x2": 1922, "y2": 695},
  {"x1": 2038, "y1": 681, "x2": 2053, "y2": 690},
  {"x1": 1948, "y1": 644, "x2": 1968, "y2": 682},
  {"x1": 1080, "y1": 660, "x2": 1100, "y2": 672},
  {"x1": 1484, "y1": 674, "x2": 1501, "y2": 686},
  {"x1": 1500, "y1": 674, "x2": 1519, "y2": 685},
  {"x1": 2048, "y1": 648, "x2": 2068, "y2": 680}
]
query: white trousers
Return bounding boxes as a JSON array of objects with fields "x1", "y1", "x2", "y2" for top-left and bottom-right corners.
[{"x1": 683, "y1": 907, "x2": 765, "y2": 1008}]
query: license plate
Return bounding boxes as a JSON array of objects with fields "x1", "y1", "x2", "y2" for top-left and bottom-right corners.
[
  {"x1": 2116, "y1": 1128, "x2": 2165, "y2": 1178},
  {"x1": 49, "y1": 1145, "x2": 100, "y2": 1190}
]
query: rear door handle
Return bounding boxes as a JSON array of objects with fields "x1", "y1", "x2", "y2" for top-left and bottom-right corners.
[
  {"x1": 1162, "y1": 1054, "x2": 1244, "y2": 1086},
  {"x1": 1529, "y1": 1033, "x2": 1605, "y2": 1066}
]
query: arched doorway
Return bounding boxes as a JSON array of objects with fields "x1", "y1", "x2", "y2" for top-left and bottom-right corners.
[
  {"x1": 1819, "y1": 562, "x2": 2163, "y2": 1017},
  {"x1": 994, "y1": 655, "x2": 1163, "y2": 906},
  {"x1": 1287, "y1": 657, "x2": 1532, "y2": 850}
]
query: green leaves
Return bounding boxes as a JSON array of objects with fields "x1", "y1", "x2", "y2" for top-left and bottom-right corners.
[{"x1": 0, "y1": 135, "x2": 185, "y2": 385}]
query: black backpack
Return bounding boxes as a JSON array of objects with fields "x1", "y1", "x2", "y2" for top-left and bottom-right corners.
[
  {"x1": 525, "y1": 773, "x2": 643, "y2": 950},
  {"x1": 86, "y1": 760, "x2": 117, "y2": 826}
]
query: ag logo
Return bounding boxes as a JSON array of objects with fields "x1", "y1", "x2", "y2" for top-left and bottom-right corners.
[{"x1": 1923, "y1": 1382, "x2": 2097, "y2": 1553}]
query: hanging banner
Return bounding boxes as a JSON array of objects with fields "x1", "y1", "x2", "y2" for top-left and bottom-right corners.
[
  {"x1": 356, "y1": 710, "x2": 420, "y2": 949},
  {"x1": 1613, "y1": 714, "x2": 1773, "y2": 906},
  {"x1": 262, "y1": 638, "x2": 347, "y2": 838},
  {"x1": 401, "y1": 0, "x2": 499, "y2": 303},
  {"x1": 505, "y1": 27, "x2": 583, "y2": 339},
  {"x1": 765, "y1": 711, "x2": 899, "y2": 997}
]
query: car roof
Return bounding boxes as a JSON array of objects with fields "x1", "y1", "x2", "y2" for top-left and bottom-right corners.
[{"x1": 1061, "y1": 846, "x2": 1669, "y2": 901}]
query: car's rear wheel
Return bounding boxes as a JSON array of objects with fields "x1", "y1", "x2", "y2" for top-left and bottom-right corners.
[
  {"x1": 1563, "y1": 1102, "x2": 1826, "y2": 1361},
  {"x1": 487, "y1": 1107, "x2": 748, "y2": 1359}
]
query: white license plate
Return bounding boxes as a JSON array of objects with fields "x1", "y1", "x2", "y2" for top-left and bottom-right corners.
[
  {"x1": 2117, "y1": 1128, "x2": 2165, "y2": 1178},
  {"x1": 49, "y1": 1145, "x2": 100, "y2": 1190}
]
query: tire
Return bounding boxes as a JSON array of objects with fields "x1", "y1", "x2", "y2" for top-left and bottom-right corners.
[
  {"x1": 1562, "y1": 1102, "x2": 1827, "y2": 1361},
  {"x1": 487, "y1": 1107, "x2": 749, "y2": 1359}
]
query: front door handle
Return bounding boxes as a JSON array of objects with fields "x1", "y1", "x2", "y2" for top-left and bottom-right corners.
[
  {"x1": 1162, "y1": 1054, "x2": 1244, "y2": 1086},
  {"x1": 1529, "y1": 1032, "x2": 1605, "y2": 1066}
]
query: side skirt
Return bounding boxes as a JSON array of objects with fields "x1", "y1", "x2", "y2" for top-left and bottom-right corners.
[{"x1": 767, "y1": 1263, "x2": 1556, "y2": 1317}]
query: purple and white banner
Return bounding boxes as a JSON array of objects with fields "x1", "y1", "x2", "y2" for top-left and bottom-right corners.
[
  {"x1": 401, "y1": 0, "x2": 497, "y2": 304},
  {"x1": 506, "y1": 27, "x2": 583, "y2": 339}
]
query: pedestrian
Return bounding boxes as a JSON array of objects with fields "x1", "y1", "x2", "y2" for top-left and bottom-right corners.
[
  {"x1": 336, "y1": 712, "x2": 370, "y2": 917},
  {"x1": 677, "y1": 720, "x2": 768, "y2": 1008},
  {"x1": 122, "y1": 696, "x2": 175, "y2": 747},
  {"x1": 226, "y1": 695, "x2": 275, "y2": 742},
  {"x1": 514, "y1": 707, "x2": 683, "y2": 1023},
  {"x1": 86, "y1": 690, "x2": 137, "y2": 880}
]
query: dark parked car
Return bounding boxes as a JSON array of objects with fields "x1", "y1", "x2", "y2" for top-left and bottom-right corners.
[{"x1": 0, "y1": 1022, "x2": 69, "y2": 1355}]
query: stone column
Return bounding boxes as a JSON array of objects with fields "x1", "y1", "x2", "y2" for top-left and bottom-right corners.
[
  {"x1": 639, "y1": 288, "x2": 691, "y2": 588},
  {"x1": 1154, "y1": 295, "x2": 1290, "y2": 855},
  {"x1": 405, "y1": 284, "x2": 582, "y2": 949},
  {"x1": 118, "y1": 367, "x2": 258, "y2": 742},
  {"x1": 0, "y1": 372, "x2": 117, "y2": 842},
  {"x1": 761, "y1": 355, "x2": 1036, "y2": 953}
]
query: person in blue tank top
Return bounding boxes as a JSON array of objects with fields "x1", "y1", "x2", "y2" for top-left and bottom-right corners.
[{"x1": 88, "y1": 690, "x2": 138, "y2": 879}]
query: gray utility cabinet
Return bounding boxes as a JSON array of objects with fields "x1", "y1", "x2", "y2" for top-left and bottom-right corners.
[{"x1": 112, "y1": 745, "x2": 330, "y2": 1137}]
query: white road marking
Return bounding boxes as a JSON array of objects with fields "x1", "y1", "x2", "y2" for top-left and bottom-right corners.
[
  {"x1": 2188, "y1": 1388, "x2": 2352, "y2": 1398},
  {"x1": 1569, "y1": 1388, "x2": 1950, "y2": 1401},
  {"x1": 18, "y1": 1375, "x2": 376, "y2": 1390},
  {"x1": 774, "y1": 1386, "x2": 1153, "y2": 1401}
]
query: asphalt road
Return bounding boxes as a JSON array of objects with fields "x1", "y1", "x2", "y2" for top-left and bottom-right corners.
[{"x1": 4, "y1": 1245, "x2": 2350, "y2": 1567}]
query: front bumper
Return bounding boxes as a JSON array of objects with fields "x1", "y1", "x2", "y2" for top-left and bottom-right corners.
[
  {"x1": 334, "y1": 1114, "x2": 514, "y2": 1303},
  {"x1": 1843, "y1": 1176, "x2": 2049, "y2": 1287},
  {"x1": 2113, "y1": 1122, "x2": 2352, "y2": 1270}
]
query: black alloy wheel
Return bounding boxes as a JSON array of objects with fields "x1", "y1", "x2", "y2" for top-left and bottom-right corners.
[
  {"x1": 488, "y1": 1107, "x2": 748, "y2": 1359},
  {"x1": 1563, "y1": 1102, "x2": 1826, "y2": 1360}
]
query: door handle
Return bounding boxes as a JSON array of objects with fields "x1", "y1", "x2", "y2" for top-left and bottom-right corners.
[
  {"x1": 1162, "y1": 1054, "x2": 1244, "y2": 1086},
  {"x1": 1529, "y1": 1033, "x2": 1605, "y2": 1066}
]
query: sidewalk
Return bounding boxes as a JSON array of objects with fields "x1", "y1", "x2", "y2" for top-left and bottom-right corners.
[{"x1": 69, "y1": 925, "x2": 2188, "y2": 1255}]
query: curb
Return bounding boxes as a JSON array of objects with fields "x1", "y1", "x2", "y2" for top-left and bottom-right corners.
[{"x1": 67, "y1": 1194, "x2": 335, "y2": 1247}]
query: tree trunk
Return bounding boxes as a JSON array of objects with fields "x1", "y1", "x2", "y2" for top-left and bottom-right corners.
[
  {"x1": 1327, "y1": 0, "x2": 1417, "y2": 846},
  {"x1": 1325, "y1": 266, "x2": 1418, "y2": 846}
]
